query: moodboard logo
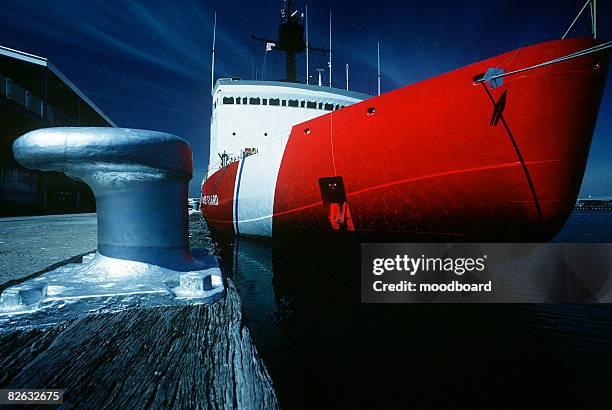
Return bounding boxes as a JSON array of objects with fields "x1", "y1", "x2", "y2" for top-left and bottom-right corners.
[{"x1": 361, "y1": 243, "x2": 612, "y2": 303}]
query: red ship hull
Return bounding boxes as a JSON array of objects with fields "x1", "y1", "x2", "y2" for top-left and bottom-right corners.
[{"x1": 202, "y1": 38, "x2": 609, "y2": 241}]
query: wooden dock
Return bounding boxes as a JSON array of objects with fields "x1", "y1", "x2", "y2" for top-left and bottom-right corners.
[
  {"x1": 0, "y1": 279, "x2": 278, "y2": 409},
  {"x1": 0, "y1": 213, "x2": 279, "y2": 408}
]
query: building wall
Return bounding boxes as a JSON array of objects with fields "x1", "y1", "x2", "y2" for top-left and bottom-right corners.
[{"x1": 0, "y1": 53, "x2": 111, "y2": 216}]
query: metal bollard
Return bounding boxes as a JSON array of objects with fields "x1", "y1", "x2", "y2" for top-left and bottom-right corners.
[{"x1": 13, "y1": 127, "x2": 206, "y2": 272}]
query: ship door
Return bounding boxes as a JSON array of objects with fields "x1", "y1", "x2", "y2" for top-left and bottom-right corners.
[{"x1": 318, "y1": 176, "x2": 355, "y2": 231}]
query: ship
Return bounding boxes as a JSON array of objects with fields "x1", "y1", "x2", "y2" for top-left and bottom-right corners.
[{"x1": 201, "y1": 0, "x2": 610, "y2": 241}]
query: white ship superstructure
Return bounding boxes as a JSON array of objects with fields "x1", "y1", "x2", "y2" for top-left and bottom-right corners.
[{"x1": 208, "y1": 78, "x2": 368, "y2": 175}]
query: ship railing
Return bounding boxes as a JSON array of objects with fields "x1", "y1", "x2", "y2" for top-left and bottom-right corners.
[
  {"x1": 239, "y1": 127, "x2": 295, "y2": 157},
  {"x1": 213, "y1": 127, "x2": 294, "y2": 171},
  {"x1": 247, "y1": 127, "x2": 293, "y2": 156}
]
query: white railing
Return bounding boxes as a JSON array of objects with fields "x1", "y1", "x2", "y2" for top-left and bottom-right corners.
[{"x1": 214, "y1": 126, "x2": 294, "y2": 171}]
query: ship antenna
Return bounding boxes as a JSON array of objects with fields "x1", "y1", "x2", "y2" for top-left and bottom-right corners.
[
  {"x1": 329, "y1": 10, "x2": 332, "y2": 87},
  {"x1": 306, "y1": 4, "x2": 309, "y2": 84},
  {"x1": 316, "y1": 68, "x2": 325, "y2": 86},
  {"x1": 346, "y1": 64, "x2": 349, "y2": 91},
  {"x1": 211, "y1": 11, "x2": 217, "y2": 96},
  {"x1": 377, "y1": 41, "x2": 381, "y2": 96},
  {"x1": 592, "y1": 0, "x2": 597, "y2": 38}
]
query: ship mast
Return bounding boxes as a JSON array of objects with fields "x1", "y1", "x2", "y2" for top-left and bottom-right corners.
[
  {"x1": 252, "y1": 1, "x2": 328, "y2": 83},
  {"x1": 305, "y1": 4, "x2": 309, "y2": 84},
  {"x1": 211, "y1": 12, "x2": 217, "y2": 96},
  {"x1": 276, "y1": 0, "x2": 305, "y2": 82},
  {"x1": 562, "y1": 0, "x2": 598, "y2": 39}
]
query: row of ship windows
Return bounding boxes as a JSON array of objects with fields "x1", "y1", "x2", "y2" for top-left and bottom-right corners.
[{"x1": 216, "y1": 96, "x2": 347, "y2": 111}]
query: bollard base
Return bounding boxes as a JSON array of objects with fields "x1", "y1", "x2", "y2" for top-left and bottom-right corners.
[{"x1": 0, "y1": 251, "x2": 224, "y2": 330}]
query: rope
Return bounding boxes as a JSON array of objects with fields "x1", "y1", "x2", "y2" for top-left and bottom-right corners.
[
  {"x1": 562, "y1": 0, "x2": 592, "y2": 39},
  {"x1": 477, "y1": 41, "x2": 612, "y2": 85}
]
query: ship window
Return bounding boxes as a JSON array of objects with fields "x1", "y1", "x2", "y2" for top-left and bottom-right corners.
[
  {"x1": 300, "y1": 101, "x2": 305, "y2": 108},
  {"x1": 232, "y1": 132, "x2": 236, "y2": 136},
  {"x1": 281, "y1": 100, "x2": 287, "y2": 106},
  {"x1": 223, "y1": 97, "x2": 234, "y2": 104},
  {"x1": 306, "y1": 101, "x2": 317, "y2": 109},
  {"x1": 335, "y1": 104, "x2": 340, "y2": 110},
  {"x1": 264, "y1": 132, "x2": 268, "y2": 136},
  {"x1": 318, "y1": 102, "x2": 323, "y2": 109},
  {"x1": 249, "y1": 97, "x2": 261, "y2": 105},
  {"x1": 269, "y1": 98, "x2": 280, "y2": 106},
  {"x1": 242, "y1": 97, "x2": 247, "y2": 104},
  {"x1": 324, "y1": 103, "x2": 334, "y2": 111},
  {"x1": 262, "y1": 98, "x2": 268, "y2": 105},
  {"x1": 288, "y1": 99, "x2": 298, "y2": 107},
  {"x1": 236, "y1": 98, "x2": 241, "y2": 105}
]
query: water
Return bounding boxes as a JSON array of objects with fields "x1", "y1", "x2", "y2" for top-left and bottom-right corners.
[
  {"x1": 553, "y1": 210, "x2": 612, "y2": 242},
  {"x1": 205, "y1": 211, "x2": 612, "y2": 408}
]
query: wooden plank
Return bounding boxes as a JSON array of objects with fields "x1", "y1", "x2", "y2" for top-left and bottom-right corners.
[
  {"x1": 0, "y1": 280, "x2": 278, "y2": 409},
  {"x1": 0, "y1": 212, "x2": 278, "y2": 408}
]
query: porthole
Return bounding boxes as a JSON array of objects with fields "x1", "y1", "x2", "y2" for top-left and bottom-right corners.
[
  {"x1": 304, "y1": 128, "x2": 311, "y2": 135},
  {"x1": 367, "y1": 106, "x2": 376, "y2": 115}
]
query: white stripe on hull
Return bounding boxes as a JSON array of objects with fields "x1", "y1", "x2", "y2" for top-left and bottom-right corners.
[{"x1": 233, "y1": 140, "x2": 288, "y2": 237}]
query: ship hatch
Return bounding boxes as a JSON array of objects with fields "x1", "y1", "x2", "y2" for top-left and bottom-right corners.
[{"x1": 318, "y1": 176, "x2": 355, "y2": 231}]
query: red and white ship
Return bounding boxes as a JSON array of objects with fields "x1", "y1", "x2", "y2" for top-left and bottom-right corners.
[{"x1": 201, "y1": 1, "x2": 610, "y2": 241}]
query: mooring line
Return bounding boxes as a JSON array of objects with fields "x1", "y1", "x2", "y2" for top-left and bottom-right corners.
[{"x1": 476, "y1": 41, "x2": 612, "y2": 86}]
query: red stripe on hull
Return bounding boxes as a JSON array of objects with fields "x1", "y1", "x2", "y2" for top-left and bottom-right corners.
[
  {"x1": 201, "y1": 161, "x2": 238, "y2": 236},
  {"x1": 272, "y1": 38, "x2": 609, "y2": 241}
]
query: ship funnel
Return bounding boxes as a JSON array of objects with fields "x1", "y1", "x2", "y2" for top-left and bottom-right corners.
[{"x1": 12, "y1": 127, "x2": 203, "y2": 272}]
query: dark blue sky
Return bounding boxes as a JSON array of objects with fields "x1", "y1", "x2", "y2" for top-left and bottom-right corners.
[{"x1": 1, "y1": 0, "x2": 610, "y2": 196}]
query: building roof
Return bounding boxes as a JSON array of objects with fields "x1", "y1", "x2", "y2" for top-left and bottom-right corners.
[
  {"x1": 214, "y1": 78, "x2": 371, "y2": 101},
  {"x1": 0, "y1": 45, "x2": 116, "y2": 127}
]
